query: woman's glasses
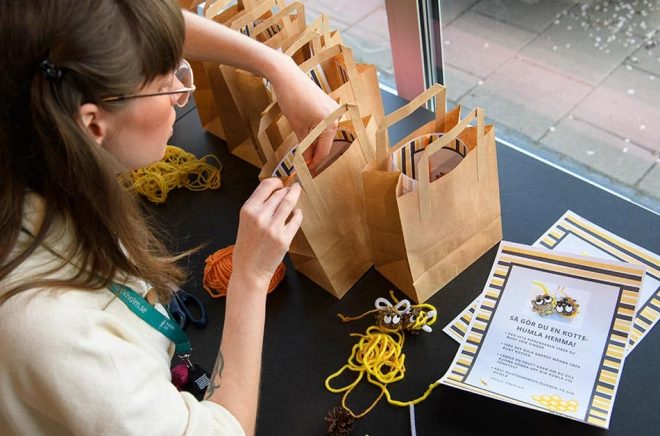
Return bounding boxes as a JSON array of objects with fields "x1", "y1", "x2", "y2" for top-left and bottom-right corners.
[{"x1": 102, "y1": 59, "x2": 196, "y2": 108}]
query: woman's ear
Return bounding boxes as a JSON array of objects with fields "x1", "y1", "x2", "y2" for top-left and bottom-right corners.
[{"x1": 79, "y1": 103, "x2": 107, "y2": 144}]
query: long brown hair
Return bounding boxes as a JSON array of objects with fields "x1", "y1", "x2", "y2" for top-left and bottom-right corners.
[{"x1": 0, "y1": 0, "x2": 188, "y2": 303}]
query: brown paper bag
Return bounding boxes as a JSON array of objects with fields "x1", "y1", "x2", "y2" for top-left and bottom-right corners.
[
  {"x1": 362, "y1": 84, "x2": 502, "y2": 303},
  {"x1": 252, "y1": 44, "x2": 380, "y2": 166},
  {"x1": 232, "y1": 1, "x2": 307, "y2": 48},
  {"x1": 186, "y1": 0, "x2": 256, "y2": 139},
  {"x1": 188, "y1": 59, "x2": 225, "y2": 138},
  {"x1": 283, "y1": 14, "x2": 341, "y2": 65},
  {"x1": 184, "y1": 0, "x2": 267, "y2": 140},
  {"x1": 222, "y1": 13, "x2": 342, "y2": 166},
  {"x1": 204, "y1": 0, "x2": 290, "y2": 166},
  {"x1": 296, "y1": 44, "x2": 384, "y2": 125},
  {"x1": 218, "y1": 2, "x2": 309, "y2": 166},
  {"x1": 259, "y1": 104, "x2": 377, "y2": 298},
  {"x1": 178, "y1": 0, "x2": 205, "y2": 11},
  {"x1": 193, "y1": 0, "x2": 285, "y2": 157}
]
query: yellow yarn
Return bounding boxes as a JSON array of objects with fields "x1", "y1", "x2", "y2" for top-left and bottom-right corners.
[
  {"x1": 405, "y1": 303, "x2": 438, "y2": 332},
  {"x1": 336, "y1": 309, "x2": 378, "y2": 323},
  {"x1": 326, "y1": 293, "x2": 441, "y2": 419},
  {"x1": 130, "y1": 145, "x2": 222, "y2": 203}
]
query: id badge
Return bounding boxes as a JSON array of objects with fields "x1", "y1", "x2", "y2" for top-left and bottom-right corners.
[{"x1": 172, "y1": 361, "x2": 212, "y2": 401}]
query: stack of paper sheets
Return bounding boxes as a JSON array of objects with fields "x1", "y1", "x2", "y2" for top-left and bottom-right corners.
[{"x1": 438, "y1": 211, "x2": 659, "y2": 429}]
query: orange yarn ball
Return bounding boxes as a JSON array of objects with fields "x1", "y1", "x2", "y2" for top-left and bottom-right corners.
[{"x1": 203, "y1": 245, "x2": 286, "y2": 298}]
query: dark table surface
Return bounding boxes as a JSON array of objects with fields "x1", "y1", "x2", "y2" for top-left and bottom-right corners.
[{"x1": 154, "y1": 92, "x2": 660, "y2": 436}]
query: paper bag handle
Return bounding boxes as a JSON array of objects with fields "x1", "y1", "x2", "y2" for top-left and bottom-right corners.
[
  {"x1": 240, "y1": 0, "x2": 262, "y2": 11},
  {"x1": 297, "y1": 44, "x2": 367, "y2": 125},
  {"x1": 295, "y1": 103, "x2": 372, "y2": 159},
  {"x1": 206, "y1": 0, "x2": 277, "y2": 21},
  {"x1": 283, "y1": 14, "x2": 331, "y2": 57},
  {"x1": 257, "y1": 100, "x2": 285, "y2": 161},
  {"x1": 417, "y1": 107, "x2": 487, "y2": 221},
  {"x1": 292, "y1": 103, "x2": 373, "y2": 216},
  {"x1": 297, "y1": 43, "x2": 350, "y2": 75},
  {"x1": 204, "y1": 0, "x2": 234, "y2": 19},
  {"x1": 375, "y1": 84, "x2": 447, "y2": 163},
  {"x1": 251, "y1": 2, "x2": 306, "y2": 40},
  {"x1": 228, "y1": 0, "x2": 286, "y2": 30}
]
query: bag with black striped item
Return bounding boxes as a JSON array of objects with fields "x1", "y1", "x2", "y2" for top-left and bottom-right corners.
[
  {"x1": 296, "y1": 44, "x2": 384, "y2": 126},
  {"x1": 362, "y1": 84, "x2": 503, "y2": 303},
  {"x1": 258, "y1": 104, "x2": 377, "y2": 298},
  {"x1": 192, "y1": 0, "x2": 286, "y2": 158},
  {"x1": 221, "y1": 8, "x2": 341, "y2": 166},
  {"x1": 183, "y1": 0, "x2": 273, "y2": 140}
]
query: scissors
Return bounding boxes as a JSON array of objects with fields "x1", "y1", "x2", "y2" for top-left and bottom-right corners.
[{"x1": 166, "y1": 287, "x2": 208, "y2": 330}]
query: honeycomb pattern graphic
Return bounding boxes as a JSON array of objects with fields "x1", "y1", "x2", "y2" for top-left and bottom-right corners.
[{"x1": 532, "y1": 395, "x2": 579, "y2": 413}]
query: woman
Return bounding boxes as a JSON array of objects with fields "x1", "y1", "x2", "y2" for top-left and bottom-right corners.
[{"x1": 0, "y1": 1, "x2": 336, "y2": 434}]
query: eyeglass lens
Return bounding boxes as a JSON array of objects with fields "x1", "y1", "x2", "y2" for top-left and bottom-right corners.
[{"x1": 174, "y1": 60, "x2": 194, "y2": 107}]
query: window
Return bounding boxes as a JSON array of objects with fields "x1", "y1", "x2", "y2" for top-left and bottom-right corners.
[{"x1": 440, "y1": 0, "x2": 660, "y2": 212}]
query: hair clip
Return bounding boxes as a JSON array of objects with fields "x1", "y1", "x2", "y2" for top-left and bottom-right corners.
[{"x1": 39, "y1": 59, "x2": 63, "y2": 80}]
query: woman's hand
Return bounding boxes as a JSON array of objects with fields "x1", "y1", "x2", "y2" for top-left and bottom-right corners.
[
  {"x1": 231, "y1": 178, "x2": 302, "y2": 289},
  {"x1": 268, "y1": 56, "x2": 339, "y2": 172},
  {"x1": 215, "y1": 178, "x2": 301, "y2": 435}
]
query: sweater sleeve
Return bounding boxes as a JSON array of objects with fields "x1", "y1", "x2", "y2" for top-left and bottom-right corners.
[{"x1": 0, "y1": 293, "x2": 245, "y2": 436}]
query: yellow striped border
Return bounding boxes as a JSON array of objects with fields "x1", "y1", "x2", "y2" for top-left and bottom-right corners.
[
  {"x1": 446, "y1": 262, "x2": 510, "y2": 381},
  {"x1": 445, "y1": 212, "x2": 659, "y2": 352},
  {"x1": 538, "y1": 212, "x2": 660, "y2": 353},
  {"x1": 442, "y1": 242, "x2": 645, "y2": 429},
  {"x1": 443, "y1": 297, "x2": 478, "y2": 342}
]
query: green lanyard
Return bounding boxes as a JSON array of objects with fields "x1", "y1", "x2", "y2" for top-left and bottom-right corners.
[
  {"x1": 18, "y1": 226, "x2": 193, "y2": 357},
  {"x1": 108, "y1": 282, "x2": 192, "y2": 356}
]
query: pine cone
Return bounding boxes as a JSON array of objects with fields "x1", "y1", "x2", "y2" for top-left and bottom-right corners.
[{"x1": 325, "y1": 406, "x2": 355, "y2": 436}]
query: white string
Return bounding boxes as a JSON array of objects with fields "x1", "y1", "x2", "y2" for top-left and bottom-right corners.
[
  {"x1": 375, "y1": 296, "x2": 412, "y2": 314},
  {"x1": 409, "y1": 404, "x2": 417, "y2": 436}
]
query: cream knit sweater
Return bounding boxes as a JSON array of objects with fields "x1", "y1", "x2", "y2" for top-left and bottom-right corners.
[{"x1": 0, "y1": 195, "x2": 244, "y2": 435}]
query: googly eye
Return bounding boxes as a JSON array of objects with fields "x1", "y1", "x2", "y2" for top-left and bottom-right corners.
[
  {"x1": 543, "y1": 296, "x2": 552, "y2": 303},
  {"x1": 392, "y1": 314, "x2": 401, "y2": 324},
  {"x1": 535, "y1": 297, "x2": 543, "y2": 305},
  {"x1": 409, "y1": 314, "x2": 416, "y2": 323},
  {"x1": 383, "y1": 315, "x2": 392, "y2": 324},
  {"x1": 556, "y1": 305, "x2": 564, "y2": 313},
  {"x1": 565, "y1": 305, "x2": 573, "y2": 313}
]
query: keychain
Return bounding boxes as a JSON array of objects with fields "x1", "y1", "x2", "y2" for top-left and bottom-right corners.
[{"x1": 171, "y1": 352, "x2": 212, "y2": 401}]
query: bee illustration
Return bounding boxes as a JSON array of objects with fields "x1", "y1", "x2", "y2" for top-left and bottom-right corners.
[
  {"x1": 555, "y1": 287, "x2": 579, "y2": 318},
  {"x1": 531, "y1": 281, "x2": 555, "y2": 316}
]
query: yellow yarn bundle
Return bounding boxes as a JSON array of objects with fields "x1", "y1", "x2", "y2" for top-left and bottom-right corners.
[
  {"x1": 130, "y1": 145, "x2": 222, "y2": 203},
  {"x1": 325, "y1": 293, "x2": 440, "y2": 418}
]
